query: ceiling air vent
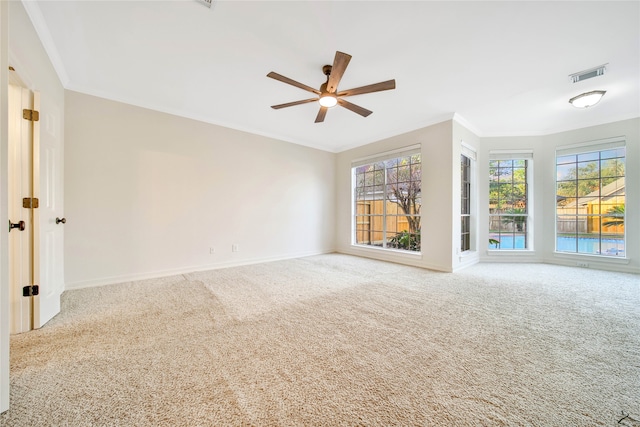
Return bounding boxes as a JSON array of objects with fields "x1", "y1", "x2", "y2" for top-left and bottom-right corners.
[
  {"x1": 569, "y1": 64, "x2": 607, "y2": 83},
  {"x1": 196, "y1": 0, "x2": 212, "y2": 8}
]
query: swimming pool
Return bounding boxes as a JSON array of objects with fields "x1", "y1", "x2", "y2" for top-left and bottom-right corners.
[
  {"x1": 488, "y1": 235, "x2": 625, "y2": 256},
  {"x1": 556, "y1": 236, "x2": 624, "y2": 256}
]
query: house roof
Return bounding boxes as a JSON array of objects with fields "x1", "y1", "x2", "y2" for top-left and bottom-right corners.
[
  {"x1": 561, "y1": 177, "x2": 626, "y2": 208},
  {"x1": 19, "y1": 1, "x2": 640, "y2": 152}
]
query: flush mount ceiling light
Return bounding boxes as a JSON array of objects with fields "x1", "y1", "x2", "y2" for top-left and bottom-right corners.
[{"x1": 569, "y1": 90, "x2": 606, "y2": 108}]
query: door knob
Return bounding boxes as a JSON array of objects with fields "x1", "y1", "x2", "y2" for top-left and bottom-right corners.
[
  {"x1": 56, "y1": 217, "x2": 66, "y2": 225},
  {"x1": 9, "y1": 220, "x2": 25, "y2": 232}
]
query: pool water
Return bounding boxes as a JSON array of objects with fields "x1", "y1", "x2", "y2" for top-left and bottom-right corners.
[
  {"x1": 556, "y1": 236, "x2": 624, "y2": 256},
  {"x1": 488, "y1": 235, "x2": 625, "y2": 256}
]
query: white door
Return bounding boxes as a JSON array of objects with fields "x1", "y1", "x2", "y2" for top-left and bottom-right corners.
[
  {"x1": 32, "y1": 90, "x2": 63, "y2": 328},
  {"x1": 8, "y1": 84, "x2": 32, "y2": 333},
  {"x1": 8, "y1": 84, "x2": 62, "y2": 332}
]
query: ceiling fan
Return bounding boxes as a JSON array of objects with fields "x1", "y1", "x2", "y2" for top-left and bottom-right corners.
[{"x1": 267, "y1": 51, "x2": 396, "y2": 123}]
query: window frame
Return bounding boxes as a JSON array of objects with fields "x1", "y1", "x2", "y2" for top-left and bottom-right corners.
[
  {"x1": 351, "y1": 146, "x2": 422, "y2": 254},
  {"x1": 488, "y1": 151, "x2": 533, "y2": 251},
  {"x1": 555, "y1": 139, "x2": 626, "y2": 258},
  {"x1": 461, "y1": 154, "x2": 471, "y2": 252},
  {"x1": 460, "y1": 143, "x2": 476, "y2": 254}
]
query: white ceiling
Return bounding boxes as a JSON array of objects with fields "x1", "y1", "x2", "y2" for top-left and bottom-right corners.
[{"x1": 23, "y1": 1, "x2": 640, "y2": 153}]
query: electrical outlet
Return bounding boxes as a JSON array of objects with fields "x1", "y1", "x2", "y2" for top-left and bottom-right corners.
[
  {"x1": 209, "y1": 247, "x2": 215, "y2": 254},
  {"x1": 577, "y1": 261, "x2": 589, "y2": 268},
  {"x1": 232, "y1": 244, "x2": 239, "y2": 252}
]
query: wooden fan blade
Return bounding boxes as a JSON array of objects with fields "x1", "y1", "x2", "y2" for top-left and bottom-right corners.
[
  {"x1": 315, "y1": 106, "x2": 328, "y2": 123},
  {"x1": 271, "y1": 98, "x2": 318, "y2": 109},
  {"x1": 326, "y1": 51, "x2": 352, "y2": 93},
  {"x1": 337, "y1": 79, "x2": 396, "y2": 98},
  {"x1": 337, "y1": 99, "x2": 373, "y2": 117},
  {"x1": 267, "y1": 72, "x2": 321, "y2": 95}
]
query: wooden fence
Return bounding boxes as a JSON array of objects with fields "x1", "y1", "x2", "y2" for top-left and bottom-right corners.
[{"x1": 355, "y1": 201, "x2": 413, "y2": 245}]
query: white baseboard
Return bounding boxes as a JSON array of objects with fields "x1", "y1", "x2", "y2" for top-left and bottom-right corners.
[
  {"x1": 543, "y1": 255, "x2": 639, "y2": 274},
  {"x1": 64, "y1": 249, "x2": 335, "y2": 291},
  {"x1": 65, "y1": 248, "x2": 638, "y2": 291}
]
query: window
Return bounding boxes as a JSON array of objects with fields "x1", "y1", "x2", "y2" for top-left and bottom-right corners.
[
  {"x1": 556, "y1": 142, "x2": 625, "y2": 257},
  {"x1": 460, "y1": 143, "x2": 476, "y2": 253},
  {"x1": 353, "y1": 148, "x2": 421, "y2": 252},
  {"x1": 461, "y1": 154, "x2": 471, "y2": 252},
  {"x1": 489, "y1": 153, "x2": 531, "y2": 250}
]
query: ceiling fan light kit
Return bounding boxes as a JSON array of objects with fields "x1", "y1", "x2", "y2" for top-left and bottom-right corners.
[
  {"x1": 319, "y1": 94, "x2": 338, "y2": 108},
  {"x1": 267, "y1": 51, "x2": 396, "y2": 123},
  {"x1": 569, "y1": 90, "x2": 606, "y2": 108}
]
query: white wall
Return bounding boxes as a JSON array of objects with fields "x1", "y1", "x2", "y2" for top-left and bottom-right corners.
[
  {"x1": 480, "y1": 118, "x2": 640, "y2": 274},
  {"x1": 1, "y1": 0, "x2": 65, "y2": 411},
  {"x1": 64, "y1": 91, "x2": 336, "y2": 289},
  {"x1": 335, "y1": 119, "x2": 455, "y2": 272}
]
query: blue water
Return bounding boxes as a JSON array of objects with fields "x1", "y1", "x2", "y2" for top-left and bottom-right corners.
[
  {"x1": 489, "y1": 235, "x2": 526, "y2": 249},
  {"x1": 489, "y1": 235, "x2": 624, "y2": 256},
  {"x1": 556, "y1": 236, "x2": 624, "y2": 256}
]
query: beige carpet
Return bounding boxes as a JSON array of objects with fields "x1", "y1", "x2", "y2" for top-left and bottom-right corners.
[{"x1": 1, "y1": 254, "x2": 639, "y2": 426}]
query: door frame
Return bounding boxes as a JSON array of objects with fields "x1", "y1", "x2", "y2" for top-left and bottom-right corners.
[{"x1": 1, "y1": 0, "x2": 11, "y2": 413}]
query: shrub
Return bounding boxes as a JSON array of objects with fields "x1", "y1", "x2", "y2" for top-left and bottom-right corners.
[{"x1": 388, "y1": 230, "x2": 421, "y2": 251}]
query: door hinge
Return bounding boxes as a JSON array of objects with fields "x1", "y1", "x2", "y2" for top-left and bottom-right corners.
[
  {"x1": 23, "y1": 197, "x2": 39, "y2": 209},
  {"x1": 23, "y1": 109, "x2": 40, "y2": 122},
  {"x1": 23, "y1": 285, "x2": 39, "y2": 297}
]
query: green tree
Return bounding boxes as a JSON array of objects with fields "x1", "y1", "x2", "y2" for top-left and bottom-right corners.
[
  {"x1": 602, "y1": 204, "x2": 625, "y2": 228},
  {"x1": 489, "y1": 160, "x2": 527, "y2": 214},
  {"x1": 556, "y1": 157, "x2": 625, "y2": 200}
]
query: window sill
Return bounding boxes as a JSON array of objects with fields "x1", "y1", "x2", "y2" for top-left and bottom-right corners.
[
  {"x1": 459, "y1": 250, "x2": 477, "y2": 258},
  {"x1": 486, "y1": 249, "x2": 536, "y2": 257},
  {"x1": 351, "y1": 244, "x2": 422, "y2": 257},
  {"x1": 553, "y1": 252, "x2": 630, "y2": 264}
]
